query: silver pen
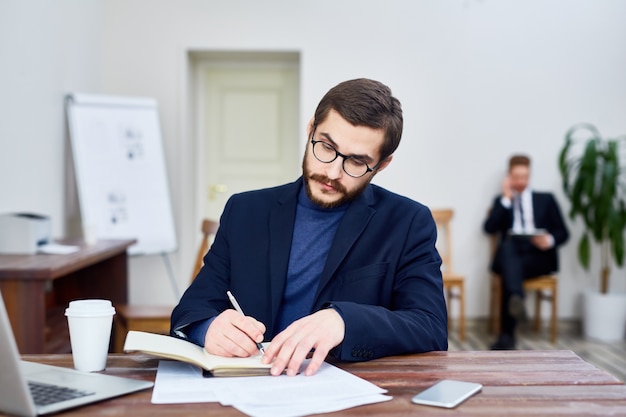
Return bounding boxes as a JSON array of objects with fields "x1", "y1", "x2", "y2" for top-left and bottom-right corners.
[{"x1": 226, "y1": 290, "x2": 265, "y2": 354}]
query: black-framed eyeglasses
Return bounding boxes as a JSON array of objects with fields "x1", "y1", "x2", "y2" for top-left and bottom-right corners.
[{"x1": 310, "y1": 136, "x2": 376, "y2": 178}]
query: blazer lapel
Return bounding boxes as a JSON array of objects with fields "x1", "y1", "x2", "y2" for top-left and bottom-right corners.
[
  {"x1": 531, "y1": 192, "x2": 541, "y2": 226},
  {"x1": 314, "y1": 186, "x2": 376, "y2": 302},
  {"x1": 531, "y1": 192, "x2": 548, "y2": 228},
  {"x1": 267, "y1": 179, "x2": 300, "y2": 332}
]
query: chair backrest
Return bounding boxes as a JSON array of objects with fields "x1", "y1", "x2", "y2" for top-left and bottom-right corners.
[
  {"x1": 431, "y1": 208, "x2": 454, "y2": 274},
  {"x1": 191, "y1": 219, "x2": 219, "y2": 283}
]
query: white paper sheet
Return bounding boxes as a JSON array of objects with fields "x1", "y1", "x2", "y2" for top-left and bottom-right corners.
[
  {"x1": 37, "y1": 243, "x2": 80, "y2": 254},
  {"x1": 233, "y1": 394, "x2": 392, "y2": 417},
  {"x1": 151, "y1": 360, "x2": 391, "y2": 417},
  {"x1": 152, "y1": 361, "x2": 220, "y2": 403}
]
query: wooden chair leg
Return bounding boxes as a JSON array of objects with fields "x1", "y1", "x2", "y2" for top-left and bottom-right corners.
[
  {"x1": 551, "y1": 284, "x2": 558, "y2": 344},
  {"x1": 491, "y1": 276, "x2": 501, "y2": 334},
  {"x1": 444, "y1": 282, "x2": 465, "y2": 342},
  {"x1": 533, "y1": 290, "x2": 541, "y2": 332},
  {"x1": 488, "y1": 279, "x2": 495, "y2": 333},
  {"x1": 459, "y1": 282, "x2": 465, "y2": 342},
  {"x1": 491, "y1": 274, "x2": 558, "y2": 343}
]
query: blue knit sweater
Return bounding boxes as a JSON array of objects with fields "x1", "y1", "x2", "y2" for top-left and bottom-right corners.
[
  {"x1": 186, "y1": 185, "x2": 347, "y2": 345},
  {"x1": 275, "y1": 186, "x2": 347, "y2": 332}
]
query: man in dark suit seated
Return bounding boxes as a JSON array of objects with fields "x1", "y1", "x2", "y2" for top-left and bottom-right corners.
[
  {"x1": 171, "y1": 78, "x2": 448, "y2": 377},
  {"x1": 484, "y1": 154, "x2": 569, "y2": 350}
]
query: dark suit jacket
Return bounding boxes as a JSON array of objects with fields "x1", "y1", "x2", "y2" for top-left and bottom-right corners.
[
  {"x1": 483, "y1": 191, "x2": 569, "y2": 273},
  {"x1": 171, "y1": 178, "x2": 448, "y2": 361}
]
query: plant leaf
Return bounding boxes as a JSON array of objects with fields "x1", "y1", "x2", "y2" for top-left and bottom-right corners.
[
  {"x1": 558, "y1": 124, "x2": 626, "y2": 283},
  {"x1": 578, "y1": 233, "x2": 590, "y2": 269}
]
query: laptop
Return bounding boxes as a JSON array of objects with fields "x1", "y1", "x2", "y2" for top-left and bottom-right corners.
[{"x1": 0, "y1": 291, "x2": 153, "y2": 416}]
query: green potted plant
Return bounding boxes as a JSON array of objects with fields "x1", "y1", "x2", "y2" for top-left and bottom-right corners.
[{"x1": 558, "y1": 123, "x2": 626, "y2": 341}]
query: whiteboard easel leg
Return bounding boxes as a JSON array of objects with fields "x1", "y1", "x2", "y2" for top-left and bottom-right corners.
[{"x1": 161, "y1": 253, "x2": 180, "y2": 300}]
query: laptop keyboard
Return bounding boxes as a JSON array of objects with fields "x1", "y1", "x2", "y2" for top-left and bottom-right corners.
[{"x1": 28, "y1": 381, "x2": 95, "y2": 406}]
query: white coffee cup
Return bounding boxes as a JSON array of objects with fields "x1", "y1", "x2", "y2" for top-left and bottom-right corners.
[{"x1": 65, "y1": 299, "x2": 116, "y2": 372}]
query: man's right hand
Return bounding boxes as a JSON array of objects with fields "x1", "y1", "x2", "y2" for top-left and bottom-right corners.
[
  {"x1": 204, "y1": 309, "x2": 266, "y2": 357},
  {"x1": 502, "y1": 175, "x2": 513, "y2": 200}
]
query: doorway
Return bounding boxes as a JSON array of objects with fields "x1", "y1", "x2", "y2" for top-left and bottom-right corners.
[{"x1": 191, "y1": 51, "x2": 301, "y2": 222}]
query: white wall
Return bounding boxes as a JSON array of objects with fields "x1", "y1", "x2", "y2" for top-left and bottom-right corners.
[
  {"x1": 2, "y1": 0, "x2": 625, "y2": 320},
  {"x1": 0, "y1": 1, "x2": 105, "y2": 233}
]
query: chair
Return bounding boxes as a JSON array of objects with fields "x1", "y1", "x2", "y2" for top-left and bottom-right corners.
[
  {"x1": 431, "y1": 209, "x2": 465, "y2": 342},
  {"x1": 113, "y1": 219, "x2": 219, "y2": 352},
  {"x1": 487, "y1": 235, "x2": 558, "y2": 343}
]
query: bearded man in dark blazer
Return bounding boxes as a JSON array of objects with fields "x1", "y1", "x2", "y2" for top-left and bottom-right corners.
[
  {"x1": 171, "y1": 78, "x2": 448, "y2": 378},
  {"x1": 484, "y1": 154, "x2": 569, "y2": 350}
]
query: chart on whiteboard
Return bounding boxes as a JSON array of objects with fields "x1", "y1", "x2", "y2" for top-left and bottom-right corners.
[{"x1": 66, "y1": 93, "x2": 177, "y2": 255}]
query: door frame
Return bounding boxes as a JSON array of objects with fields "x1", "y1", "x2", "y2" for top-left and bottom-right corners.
[{"x1": 189, "y1": 50, "x2": 301, "y2": 228}]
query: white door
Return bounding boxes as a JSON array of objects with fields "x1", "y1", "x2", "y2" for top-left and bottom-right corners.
[{"x1": 194, "y1": 54, "x2": 300, "y2": 221}]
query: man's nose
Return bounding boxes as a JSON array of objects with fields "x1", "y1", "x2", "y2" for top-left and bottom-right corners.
[{"x1": 325, "y1": 157, "x2": 344, "y2": 180}]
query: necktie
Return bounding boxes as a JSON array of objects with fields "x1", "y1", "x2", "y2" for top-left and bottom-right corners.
[{"x1": 516, "y1": 196, "x2": 525, "y2": 230}]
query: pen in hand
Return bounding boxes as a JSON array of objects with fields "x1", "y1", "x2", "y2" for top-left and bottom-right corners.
[{"x1": 226, "y1": 290, "x2": 265, "y2": 355}]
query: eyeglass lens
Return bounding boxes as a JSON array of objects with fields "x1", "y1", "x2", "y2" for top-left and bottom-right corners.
[{"x1": 312, "y1": 140, "x2": 370, "y2": 178}]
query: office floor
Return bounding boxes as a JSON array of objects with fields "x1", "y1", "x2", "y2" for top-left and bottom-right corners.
[{"x1": 448, "y1": 319, "x2": 626, "y2": 383}]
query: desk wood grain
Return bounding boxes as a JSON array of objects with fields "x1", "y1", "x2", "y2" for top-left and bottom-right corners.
[
  {"x1": 8, "y1": 350, "x2": 624, "y2": 417},
  {"x1": 340, "y1": 349, "x2": 625, "y2": 387}
]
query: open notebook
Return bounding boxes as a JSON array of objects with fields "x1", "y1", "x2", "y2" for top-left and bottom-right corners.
[{"x1": 0, "y1": 291, "x2": 153, "y2": 417}]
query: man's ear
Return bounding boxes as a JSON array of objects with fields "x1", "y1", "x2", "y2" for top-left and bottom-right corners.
[
  {"x1": 375, "y1": 155, "x2": 393, "y2": 173},
  {"x1": 306, "y1": 117, "x2": 315, "y2": 138}
]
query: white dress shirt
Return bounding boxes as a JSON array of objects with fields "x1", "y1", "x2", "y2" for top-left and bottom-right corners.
[{"x1": 500, "y1": 188, "x2": 555, "y2": 248}]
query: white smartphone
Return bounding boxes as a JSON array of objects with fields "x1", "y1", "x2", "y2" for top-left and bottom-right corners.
[{"x1": 411, "y1": 379, "x2": 483, "y2": 408}]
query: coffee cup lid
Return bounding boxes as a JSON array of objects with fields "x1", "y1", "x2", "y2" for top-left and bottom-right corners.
[{"x1": 65, "y1": 299, "x2": 115, "y2": 317}]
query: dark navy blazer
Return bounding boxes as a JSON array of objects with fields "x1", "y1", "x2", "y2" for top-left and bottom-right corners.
[
  {"x1": 484, "y1": 191, "x2": 569, "y2": 273},
  {"x1": 171, "y1": 178, "x2": 448, "y2": 361}
]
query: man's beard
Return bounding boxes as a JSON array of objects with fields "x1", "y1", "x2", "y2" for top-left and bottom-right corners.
[{"x1": 302, "y1": 154, "x2": 371, "y2": 209}]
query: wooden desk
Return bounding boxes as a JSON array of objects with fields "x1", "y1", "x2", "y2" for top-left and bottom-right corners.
[
  {"x1": 10, "y1": 350, "x2": 626, "y2": 416},
  {"x1": 0, "y1": 240, "x2": 134, "y2": 354}
]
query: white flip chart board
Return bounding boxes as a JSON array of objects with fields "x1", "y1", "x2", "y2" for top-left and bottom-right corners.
[{"x1": 66, "y1": 93, "x2": 177, "y2": 255}]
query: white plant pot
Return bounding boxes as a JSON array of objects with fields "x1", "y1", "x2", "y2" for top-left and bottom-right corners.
[{"x1": 582, "y1": 291, "x2": 626, "y2": 342}]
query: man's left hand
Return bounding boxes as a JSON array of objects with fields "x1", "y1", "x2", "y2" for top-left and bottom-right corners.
[
  {"x1": 261, "y1": 308, "x2": 345, "y2": 377},
  {"x1": 531, "y1": 233, "x2": 553, "y2": 250}
]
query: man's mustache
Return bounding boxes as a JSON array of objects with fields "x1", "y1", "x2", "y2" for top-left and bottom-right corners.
[{"x1": 309, "y1": 173, "x2": 346, "y2": 194}]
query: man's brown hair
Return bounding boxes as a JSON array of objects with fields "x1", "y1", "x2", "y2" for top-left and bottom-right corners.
[
  {"x1": 508, "y1": 154, "x2": 531, "y2": 172},
  {"x1": 312, "y1": 78, "x2": 403, "y2": 165}
]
